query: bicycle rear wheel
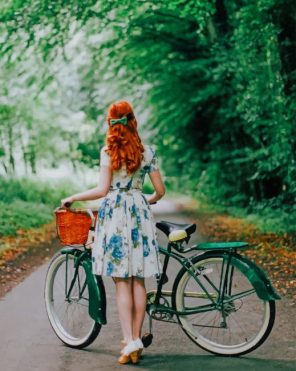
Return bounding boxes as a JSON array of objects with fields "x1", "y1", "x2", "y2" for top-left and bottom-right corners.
[
  {"x1": 172, "y1": 255, "x2": 275, "y2": 356},
  {"x1": 44, "y1": 252, "x2": 101, "y2": 348}
]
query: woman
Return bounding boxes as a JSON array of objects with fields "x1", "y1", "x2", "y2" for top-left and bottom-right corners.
[{"x1": 61, "y1": 101, "x2": 165, "y2": 365}]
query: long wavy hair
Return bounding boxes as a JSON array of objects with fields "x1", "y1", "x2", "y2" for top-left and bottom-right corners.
[{"x1": 105, "y1": 101, "x2": 145, "y2": 174}]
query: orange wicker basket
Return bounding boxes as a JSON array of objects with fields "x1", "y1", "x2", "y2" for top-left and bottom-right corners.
[{"x1": 55, "y1": 208, "x2": 98, "y2": 245}]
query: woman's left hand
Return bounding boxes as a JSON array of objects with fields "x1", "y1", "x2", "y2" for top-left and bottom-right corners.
[{"x1": 61, "y1": 196, "x2": 75, "y2": 208}]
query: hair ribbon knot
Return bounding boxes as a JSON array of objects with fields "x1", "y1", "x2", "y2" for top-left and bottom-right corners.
[{"x1": 110, "y1": 116, "x2": 128, "y2": 126}]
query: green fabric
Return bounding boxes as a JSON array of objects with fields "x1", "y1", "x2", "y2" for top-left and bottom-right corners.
[{"x1": 110, "y1": 116, "x2": 128, "y2": 126}]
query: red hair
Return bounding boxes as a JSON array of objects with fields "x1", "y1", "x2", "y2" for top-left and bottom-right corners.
[{"x1": 105, "y1": 101, "x2": 144, "y2": 174}]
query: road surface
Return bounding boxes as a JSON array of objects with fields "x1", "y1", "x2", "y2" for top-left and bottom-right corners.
[{"x1": 0, "y1": 200, "x2": 295, "y2": 371}]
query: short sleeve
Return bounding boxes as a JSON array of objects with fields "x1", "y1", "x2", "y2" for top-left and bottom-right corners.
[
  {"x1": 147, "y1": 146, "x2": 159, "y2": 173},
  {"x1": 100, "y1": 147, "x2": 111, "y2": 167}
]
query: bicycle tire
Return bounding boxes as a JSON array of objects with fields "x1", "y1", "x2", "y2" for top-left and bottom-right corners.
[
  {"x1": 44, "y1": 251, "x2": 101, "y2": 349},
  {"x1": 172, "y1": 253, "x2": 275, "y2": 356}
]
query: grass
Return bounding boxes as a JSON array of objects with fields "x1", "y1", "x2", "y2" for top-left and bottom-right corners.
[
  {"x1": 0, "y1": 200, "x2": 53, "y2": 236},
  {"x1": 168, "y1": 190, "x2": 296, "y2": 235},
  {"x1": 200, "y1": 196, "x2": 296, "y2": 235},
  {"x1": 0, "y1": 176, "x2": 78, "y2": 237},
  {"x1": 0, "y1": 175, "x2": 156, "y2": 238},
  {"x1": 229, "y1": 206, "x2": 296, "y2": 235},
  {"x1": 2, "y1": 174, "x2": 292, "y2": 238}
]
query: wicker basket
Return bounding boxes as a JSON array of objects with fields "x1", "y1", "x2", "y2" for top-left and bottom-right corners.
[{"x1": 55, "y1": 208, "x2": 98, "y2": 245}]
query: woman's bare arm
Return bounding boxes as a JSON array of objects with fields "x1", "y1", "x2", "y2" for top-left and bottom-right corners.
[
  {"x1": 146, "y1": 170, "x2": 165, "y2": 204},
  {"x1": 60, "y1": 165, "x2": 112, "y2": 207}
]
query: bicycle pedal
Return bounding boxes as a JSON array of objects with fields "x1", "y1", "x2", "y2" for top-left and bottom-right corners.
[
  {"x1": 141, "y1": 333, "x2": 153, "y2": 348},
  {"x1": 159, "y1": 273, "x2": 168, "y2": 285}
]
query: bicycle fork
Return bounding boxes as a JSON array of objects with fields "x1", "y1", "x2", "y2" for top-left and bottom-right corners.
[
  {"x1": 64, "y1": 251, "x2": 86, "y2": 301},
  {"x1": 61, "y1": 248, "x2": 107, "y2": 325}
]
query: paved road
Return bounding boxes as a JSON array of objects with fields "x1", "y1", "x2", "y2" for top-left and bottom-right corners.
[{"x1": 0, "y1": 200, "x2": 295, "y2": 371}]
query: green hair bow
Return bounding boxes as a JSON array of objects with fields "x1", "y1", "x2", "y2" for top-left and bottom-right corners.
[{"x1": 110, "y1": 116, "x2": 128, "y2": 126}]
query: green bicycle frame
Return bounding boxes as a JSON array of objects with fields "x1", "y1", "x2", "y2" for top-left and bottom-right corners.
[
  {"x1": 148, "y1": 243, "x2": 280, "y2": 318},
  {"x1": 59, "y1": 239, "x2": 280, "y2": 324},
  {"x1": 60, "y1": 247, "x2": 107, "y2": 325}
]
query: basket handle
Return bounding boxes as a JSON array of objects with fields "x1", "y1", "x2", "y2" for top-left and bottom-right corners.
[
  {"x1": 55, "y1": 207, "x2": 67, "y2": 213},
  {"x1": 86, "y1": 208, "x2": 96, "y2": 230}
]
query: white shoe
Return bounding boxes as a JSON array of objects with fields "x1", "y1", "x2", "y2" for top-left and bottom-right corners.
[
  {"x1": 118, "y1": 341, "x2": 140, "y2": 364},
  {"x1": 134, "y1": 338, "x2": 144, "y2": 349},
  {"x1": 122, "y1": 340, "x2": 139, "y2": 355},
  {"x1": 134, "y1": 337, "x2": 144, "y2": 357},
  {"x1": 120, "y1": 338, "x2": 143, "y2": 355}
]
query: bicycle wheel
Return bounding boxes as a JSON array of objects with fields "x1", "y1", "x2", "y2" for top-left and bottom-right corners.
[
  {"x1": 44, "y1": 252, "x2": 101, "y2": 348},
  {"x1": 172, "y1": 254, "x2": 275, "y2": 356}
]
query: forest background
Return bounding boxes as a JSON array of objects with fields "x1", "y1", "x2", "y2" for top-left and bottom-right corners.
[{"x1": 0, "y1": 0, "x2": 295, "y2": 240}]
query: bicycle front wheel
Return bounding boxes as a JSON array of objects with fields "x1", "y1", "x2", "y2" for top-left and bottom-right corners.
[
  {"x1": 172, "y1": 255, "x2": 275, "y2": 356},
  {"x1": 44, "y1": 252, "x2": 101, "y2": 348}
]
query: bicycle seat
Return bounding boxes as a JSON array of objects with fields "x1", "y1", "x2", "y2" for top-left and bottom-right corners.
[{"x1": 156, "y1": 221, "x2": 196, "y2": 242}]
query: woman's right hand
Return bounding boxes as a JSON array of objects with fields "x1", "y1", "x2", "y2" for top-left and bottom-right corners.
[{"x1": 61, "y1": 196, "x2": 75, "y2": 209}]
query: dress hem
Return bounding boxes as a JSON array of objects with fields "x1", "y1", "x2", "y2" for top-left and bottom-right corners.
[{"x1": 94, "y1": 273, "x2": 160, "y2": 279}]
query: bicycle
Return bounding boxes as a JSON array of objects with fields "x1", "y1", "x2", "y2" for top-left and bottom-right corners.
[{"x1": 44, "y1": 204, "x2": 280, "y2": 356}]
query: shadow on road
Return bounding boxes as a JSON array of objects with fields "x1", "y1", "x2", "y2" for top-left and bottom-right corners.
[
  {"x1": 83, "y1": 346, "x2": 295, "y2": 371},
  {"x1": 136, "y1": 354, "x2": 295, "y2": 371}
]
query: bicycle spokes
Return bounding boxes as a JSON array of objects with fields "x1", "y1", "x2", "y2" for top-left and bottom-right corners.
[
  {"x1": 173, "y1": 256, "x2": 274, "y2": 354},
  {"x1": 46, "y1": 253, "x2": 97, "y2": 343},
  {"x1": 64, "y1": 254, "x2": 89, "y2": 303}
]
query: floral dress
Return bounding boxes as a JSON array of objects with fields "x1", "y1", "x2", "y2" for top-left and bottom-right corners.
[{"x1": 91, "y1": 144, "x2": 162, "y2": 278}]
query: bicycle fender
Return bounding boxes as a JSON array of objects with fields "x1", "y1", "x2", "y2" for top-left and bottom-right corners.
[
  {"x1": 232, "y1": 254, "x2": 281, "y2": 301},
  {"x1": 60, "y1": 246, "x2": 80, "y2": 254},
  {"x1": 60, "y1": 248, "x2": 107, "y2": 324},
  {"x1": 201, "y1": 251, "x2": 281, "y2": 301},
  {"x1": 81, "y1": 258, "x2": 107, "y2": 325}
]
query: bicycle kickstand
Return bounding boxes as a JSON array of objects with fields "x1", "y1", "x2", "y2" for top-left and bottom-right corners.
[{"x1": 141, "y1": 315, "x2": 153, "y2": 348}]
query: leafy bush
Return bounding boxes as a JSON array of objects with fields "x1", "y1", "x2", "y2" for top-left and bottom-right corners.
[
  {"x1": 0, "y1": 176, "x2": 77, "y2": 206},
  {"x1": 201, "y1": 198, "x2": 296, "y2": 235},
  {"x1": 0, "y1": 0, "x2": 295, "y2": 234},
  {"x1": 0, "y1": 176, "x2": 78, "y2": 237},
  {"x1": 0, "y1": 200, "x2": 53, "y2": 237}
]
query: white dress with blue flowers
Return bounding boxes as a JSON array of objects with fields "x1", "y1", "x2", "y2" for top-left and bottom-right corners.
[{"x1": 91, "y1": 144, "x2": 162, "y2": 278}]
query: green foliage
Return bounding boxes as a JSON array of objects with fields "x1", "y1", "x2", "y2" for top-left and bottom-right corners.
[
  {"x1": 142, "y1": 181, "x2": 154, "y2": 194},
  {"x1": 0, "y1": 0, "x2": 295, "y2": 232},
  {"x1": 0, "y1": 200, "x2": 52, "y2": 237},
  {"x1": 210, "y1": 200, "x2": 296, "y2": 235},
  {"x1": 0, "y1": 176, "x2": 77, "y2": 205},
  {"x1": 0, "y1": 176, "x2": 78, "y2": 236}
]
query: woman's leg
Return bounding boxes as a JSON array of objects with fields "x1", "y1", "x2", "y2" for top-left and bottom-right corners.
[
  {"x1": 132, "y1": 277, "x2": 146, "y2": 339},
  {"x1": 114, "y1": 277, "x2": 134, "y2": 343}
]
